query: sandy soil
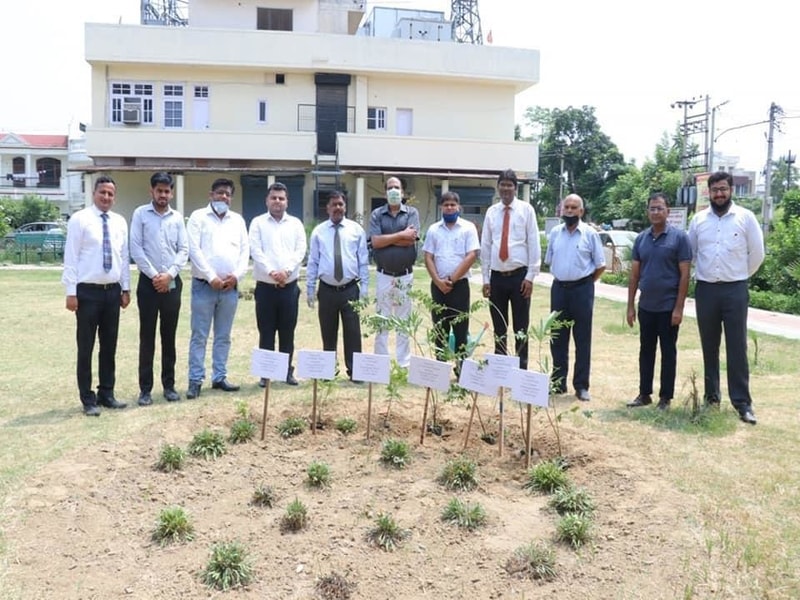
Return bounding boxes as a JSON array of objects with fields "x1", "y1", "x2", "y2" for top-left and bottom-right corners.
[{"x1": 2, "y1": 386, "x2": 708, "y2": 600}]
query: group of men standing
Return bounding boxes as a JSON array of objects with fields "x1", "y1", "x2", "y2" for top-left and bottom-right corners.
[{"x1": 63, "y1": 169, "x2": 765, "y2": 426}]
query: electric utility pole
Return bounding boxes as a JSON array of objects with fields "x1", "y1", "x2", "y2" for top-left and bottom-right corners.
[{"x1": 763, "y1": 102, "x2": 784, "y2": 237}]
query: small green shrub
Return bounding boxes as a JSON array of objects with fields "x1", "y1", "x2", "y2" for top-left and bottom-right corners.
[
  {"x1": 438, "y1": 456, "x2": 478, "y2": 491},
  {"x1": 281, "y1": 498, "x2": 308, "y2": 532},
  {"x1": 188, "y1": 429, "x2": 226, "y2": 460},
  {"x1": 524, "y1": 460, "x2": 569, "y2": 494},
  {"x1": 380, "y1": 438, "x2": 410, "y2": 469},
  {"x1": 556, "y1": 513, "x2": 592, "y2": 548},
  {"x1": 505, "y1": 541, "x2": 557, "y2": 580},
  {"x1": 250, "y1": 484, "x2": 276, "y2": 508},
  {"x1": 277, "y1": 416, "x2": 306, "y2": 438},
  {"x1": 367, "y1": 513, "x2": 408, "y2": 552},
  {"x1": 201, "y1": 541, "x2": 254, "y2": 590},
  {"x1": 441, "y1": 497, "x2": 487, "y2": 530},
  {"x1": 306, "y1": 461, "x2": 332, "y2": 488},
  {"x1": 155, "y1": 444, "x2": 186, "y2": 472},
  {"x1": 152, "y1": 506, "x2": 194, "y2": 545},
  {"x1": 229, "y1": 419, "x2": 256, "y2": 444},
  {"x1": 549, "y1": 486, "x2": 595, "y2": 516},
  {"x1": 335, "y1": 417, "x2": 358, "y2": 435},
  {"x1": 234, "y1": 399, "x2": 250, "y2": 419}
]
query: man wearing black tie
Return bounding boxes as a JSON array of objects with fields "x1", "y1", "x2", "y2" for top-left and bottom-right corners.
[
  {"x1": 62, "y1": 175, "x2": 131, "y2": 416},
  {"x1": 306, "y1": 191, "x2": 369, "y2": 381}
]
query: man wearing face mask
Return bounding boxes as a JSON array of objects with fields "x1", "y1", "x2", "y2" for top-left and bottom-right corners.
[
  {"x1": 480, "y1": 169, "x2": 541, "y2": 370},
  {"x1": 423, "y1": 191, "x2": 480, "y2": 372},
  {"x1": 249, "y1": 182, "x2": 307, "y2": 386},
  {"x1": 185, "y1": 178, "x2": 249, "y2": 399},
  {"x1": 688, "y1": 171, "x2": 764, "y2": 424},
  {"x1": 544, "y1": 193, "x2": 605, "y2": 401},
  {"x1": 368, "y1": 176, "x2": 420, "y2": 368}
]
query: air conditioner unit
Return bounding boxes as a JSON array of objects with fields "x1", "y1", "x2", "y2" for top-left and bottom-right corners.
[{"x1": 122, "y1": 96, "x2": 142, "y2": 125}]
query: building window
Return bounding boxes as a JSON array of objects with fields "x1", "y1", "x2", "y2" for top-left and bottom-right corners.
[
  {"x1": 36, "y1": 157, "x2": 61, "y2": 188},
  {"x1": 257, "y1": 8, "x2": 293, "y2": 31},
  {"x1": 258, "y1": 100, "x2": 268, "y2": 124},
  {"x1": 12, "y1": 157, "x2": 25, "y2": 187},
  {"x1": 110, "y1": 82, "x2": 154, "y2": 124},
  {"x1": 367, "y1": 107, "x2": 387, "y2": 131},
  {"x1": 163, "y1": 84, "x2": 184, "y2": 128},
  {"x1": 275, "y1": 74, "x2": 285, "y2": 85},
  {"x1": 194, "y1": 85, "x2": 209, "y2": 98}
]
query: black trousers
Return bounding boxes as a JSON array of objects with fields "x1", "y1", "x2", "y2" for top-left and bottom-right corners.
[
  {"x1": 695, "y1": 280, "x2": 752, "y2": 411},
  {"x1": 489, "y1": 269, "x2": 530, "y2": 369},
  {"x1": 550, "y1": 278, "x2": 594, "y2": 392},
  {"x1": 255, "y1": 280, "x2": 300, "y2": 373},
  {"x1": 430, "y1": 278, "x2": 470, "y2": 365},
  {"x1": 137, "y1": 274, "x2": 182, "y2": 393},
  {"x1": 638, "y1": 308, "x2": 679, "y2": 400},
  {"x1": 317, "y1": 282, "x2": 362, "y2": 378},
  {"x1": 75, "y1": 283, "x2": 121, "y2": 405}
]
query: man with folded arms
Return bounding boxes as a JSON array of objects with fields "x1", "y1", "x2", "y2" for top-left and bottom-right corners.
[
  {"x1": 62, "y1": 175, "x2": 131, "y2": 416},
  {"x1": 306, "y1": 191, "x2": 369, "y2": 381}
]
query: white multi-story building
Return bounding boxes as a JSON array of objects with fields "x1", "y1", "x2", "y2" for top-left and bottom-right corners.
[{"x1": 82, "y1": 0, "x2": 540, "y2": 229}]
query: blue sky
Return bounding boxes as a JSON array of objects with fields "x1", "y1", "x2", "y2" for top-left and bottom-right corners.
[{"x1": 2, "y1": 0, "x2": 797, "y2": 176}]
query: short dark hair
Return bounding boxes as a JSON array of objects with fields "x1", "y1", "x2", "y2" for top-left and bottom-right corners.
[
  {"x1": 267, "y1": 182, "x2": 288, "y2": 196},
  {"x1": 648, "y1": 192, "x2": 670, "y2": 207},
  {"x1": 94, "y1": 175, "x2": 115, "y2": 190},
  {"x1": 707, "y1": 171, "x2": 733, "y2": 188},
  {"x1": 497, "y1": 169, "x2": 518, "y2": 186},
  {"x1": 150, "y1": 172, "x2": 173, "y2": 189},
  {"x1": 211, "y1": 178, "x2": 235, "y2": 195},
  {"x1": 327, "y1": 190, "x2": 346, "y2": 203},
  {"x1": 440, "y1": 191, "x2": 460, "y2": 204}
]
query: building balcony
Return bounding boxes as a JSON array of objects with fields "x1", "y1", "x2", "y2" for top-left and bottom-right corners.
[{"x1": 85, "y1": 23, "x2": 539, "y2": 90}]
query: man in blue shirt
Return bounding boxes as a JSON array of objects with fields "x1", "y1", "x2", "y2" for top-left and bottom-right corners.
[{"x1": 626, "y1": 192, "x2": 692, "y2": 410}]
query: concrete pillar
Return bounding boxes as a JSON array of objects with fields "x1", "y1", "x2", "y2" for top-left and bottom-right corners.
[
  {"x1": 441, "y1": 179, "x2": 449, "y2": 195},
  {"x1": 522, "y1": 183, "x2": 531, "y2": 203},
  {"x1": 83, "y1": 174, "x2": 93, "y2": 207},
  {"x1": 355, "y1": 177, "x2": 365, "y2": 224},
  {"x1": 175, "y1": 173, "x2": 185, "y2": 216}
]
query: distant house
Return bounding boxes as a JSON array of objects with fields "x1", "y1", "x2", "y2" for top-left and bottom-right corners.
[
  {"x1": 0, "y1": 133, "x2": 82, "y2": 216},
  {"x1": 81, "y1": 0, "x2": 540, "y2": 228}
]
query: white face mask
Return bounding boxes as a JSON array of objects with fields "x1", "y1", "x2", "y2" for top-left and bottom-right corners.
[
  {"x1": 386, "y1": 188, "x2": 402, "y2": 206},
  {"x1": 211, "y1": 200, "x2": 229, "y2": 215}
]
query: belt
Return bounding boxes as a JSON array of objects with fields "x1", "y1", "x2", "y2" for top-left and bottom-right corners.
[
  {"x1": 194, "y1": 277, "x2": 209, "y2": 284},
  {"x1": 320, "y1": 279, "x2": 359, "y2": 292},
  {"x1": 491, "y1": 267, "x2": 527, "y2": 277},
  {"x1": 256, "y1": 279, "x2": 298, "y2": 289},
  {"x1": 78, "y1": 282, "x2": 120, "y2": 290},
  {"x1": 378, "y1": 267, "x2": 413, "y2": 277},
  {"x1": 554, "y1": 274, "x2": 593, "y2": 288}
]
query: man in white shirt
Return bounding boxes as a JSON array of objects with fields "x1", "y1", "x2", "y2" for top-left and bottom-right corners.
[
  {"x1": 249, "y1": 181, "x2": 307, "y2": 386},
  {"x1": 306, "y1": 191, "x2": 369, "y2": 381},
  {"x1": 688, "y1": 171, "x2": 765, "y2": 424},
  {"x1": 62, "y1": 175, "x2": 131, "y2": 416},
  {"x1": 480, "y1": 169, "x2": 540, "y2": 370},
  {"x1": 129, "y1": 172, "x2": 188, "y2": 406},
  {"x1": 186, "y1": 178, "x2": 250, "y2": 399},
  {"x1": 423, "y1": 191, "x2": 480, "y2": 373}
]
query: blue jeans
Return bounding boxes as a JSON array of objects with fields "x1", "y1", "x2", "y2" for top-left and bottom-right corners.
[{"x1": 189, "y1": 278, "x2": 239, "y2": 383}]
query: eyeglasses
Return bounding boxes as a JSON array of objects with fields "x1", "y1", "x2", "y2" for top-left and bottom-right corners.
[
  {"x1": 647, "y1": 206, "x2": 666, "y2": 212},
  {"x1": 709, "y1": 186, "x2": 730, "y2": 193}
]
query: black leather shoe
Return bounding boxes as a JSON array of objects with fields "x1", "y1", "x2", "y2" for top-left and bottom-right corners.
[
  {"x1": 627, "y1": 394, "x2": 652, "y2": 407},
  {"x1": 657, "y1": 398, "x2": 671, "y2": 411},
  {"x1": 163, "y1": 388, "x2": 180, "y2": 402},
  {"x1": 285, "y1": 373, "x2": 299, "y2": 386},
  {"x1": 98, "y1": 396, "x2": 127, "y2": 409},
  {"x1": 739, "y1": 410, "x2": 757, "y2": 425},
  {"x1": 83, "y1": 404, "x2": 101, "y2": 417},
  {"x1": 186, "y1": 381, "x2": 201, "y2": 399},
  {"x1": 258, "y1": 378, "x2": 268, "y2": 388},
  {"x1": 705, "y1": 396, "x2": 721, "y2": 410},
  {"x1": 575, "y1": 389, "x2": 591, "y2": 402},
  {"x1": 138, "y1": 392, "x2": 153, "y2": 407},
  {"x1": 212, "y1": 378, "x2": 240, "y2": 392}
]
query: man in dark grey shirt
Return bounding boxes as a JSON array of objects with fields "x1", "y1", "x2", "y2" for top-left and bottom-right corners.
[{"x1": 368, "y1": 176, "x2": 420, "y2": 367}]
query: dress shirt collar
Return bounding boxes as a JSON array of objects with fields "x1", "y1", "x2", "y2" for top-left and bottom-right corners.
[
  {"x1": 146, "y1": 202, "x2": 175, "y2": 217},
  {"x1": 379, "y1": 203, "x2": 409, "y2": 216}
]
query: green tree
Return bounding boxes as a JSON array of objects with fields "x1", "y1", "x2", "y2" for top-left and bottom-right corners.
[
  {"x1": 750, "y1": 217, "x2": 800, "y2": 295},
  {"x1": 769, "y1": 156, "x2": 800, "y2": 205},
  {"x1": 525, "y1": 105, "x2": 626, "y2": 219},
  {"x1": 1, "y1": 195, "x2": 60, "y2": 229},
  {"x1": 779, "y1": 188, "x2": 800, "y2": 224}
]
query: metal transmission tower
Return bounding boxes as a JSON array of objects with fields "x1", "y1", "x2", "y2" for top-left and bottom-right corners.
[
  {"x1": 451, "y1": 0, "x2": 483, "y2": 44},
  {"x1": 141, "y1": 0, "x2": 189, "y2": 26}
]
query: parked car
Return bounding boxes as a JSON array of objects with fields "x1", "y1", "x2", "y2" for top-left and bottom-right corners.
[
  {"x1": 6, "y1": 221, "x2": 66, "y2": 252},
  {"x1": 599, "y1": 230, "x2": 637, "y2": 273}
]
